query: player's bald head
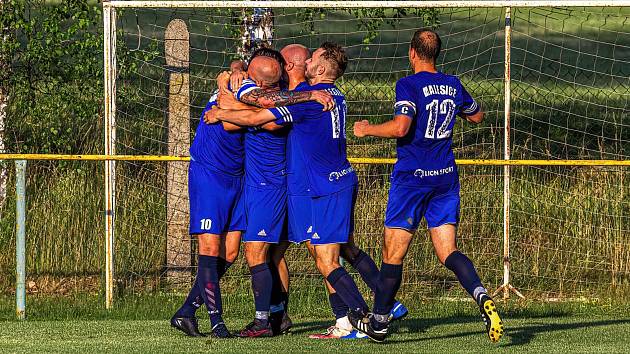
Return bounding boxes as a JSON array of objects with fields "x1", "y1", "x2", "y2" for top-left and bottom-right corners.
[
  {"x1": 248, "y1": 56, "x2": 282, "y2": 86},
  {"x1": 281, "y1": 44, "x2": 310, "y2": 67},
  {"x1": 411, "y1": 28, "x2": 441, "y2": 62}
]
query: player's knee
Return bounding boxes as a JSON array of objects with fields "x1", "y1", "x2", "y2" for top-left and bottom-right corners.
[
  {"x1": 382, "y1": 245, "x2": 406, "y2": 265},
  {"x1": 245, "y1": 243, "x2": 267, "y2": 266},
  {"x1": 437, "y1": 248, "x2": 459, "y2": 265},
  {"x1": 315, "y1": 257, "x2": 340, "y2": 277},
  {"x1": 224, "y1": 246, "x2": 239, "y2": 263},
  {"x1": 197, "y1": 234, "x2": 220, "y2": 256}
]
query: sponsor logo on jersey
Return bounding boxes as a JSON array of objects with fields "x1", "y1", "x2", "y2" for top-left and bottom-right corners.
[
  {"x1": 307, "y1": 226, "x2": 313, "y2": 234},
  {"x1": 407, "y1": 217, "x2": 413, "y2": 225},
  {"x1": 328, "y1": 166, "x2": 355, "y2": 181},
  {"x1": 257, "y1": 229, "x2": 267, "y2": 236},
  {"x1": 413, "y1": 166, "x2": 454, "y2": 179},
  {"x1": 311, "y1": 232, "x2": 320, "y2": 240}
]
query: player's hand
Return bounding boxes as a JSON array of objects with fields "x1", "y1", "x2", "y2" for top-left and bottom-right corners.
[
  {"x1": 230, "y1": 70, "x2": 248, "y2": 92},
  {"x1": 217, "y1": 90, "x2": 252, "y2": 110},
  {"x1": 311, "y1": 90, "x2": 335, "y2": 111},
  {"x1": 216, "y1": 71, "x2": 231, "y2": 93},
  {"x1": 204, "y1": 106, "x2": 220, "y2": 124},
  {"x1": 353, "y1": 120, "x2": 370, "y2": 138}
]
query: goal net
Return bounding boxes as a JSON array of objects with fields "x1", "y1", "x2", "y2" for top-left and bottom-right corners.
[{"x1": 10, "y1": 3, "x2": 625, "y2": 302}]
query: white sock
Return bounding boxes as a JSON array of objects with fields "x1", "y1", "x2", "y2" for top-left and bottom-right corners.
[{"x1": 336, "y1": 316, "x2": 352, "y2": 331}]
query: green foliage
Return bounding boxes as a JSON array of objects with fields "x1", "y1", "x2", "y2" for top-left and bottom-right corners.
[
  {"x1": 1, "y1": 0, "x2": 103, "y2": 154},
  {"x1": 295, "y1": 8, "x2": 440, "y2": 43}
]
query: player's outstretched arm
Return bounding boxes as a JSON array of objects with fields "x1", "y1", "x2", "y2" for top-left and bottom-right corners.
[
  {"x1": 239, "y1": 88, "x2": 335, "y2": 111},
  {"x1": 354, "y1": 115, "x2": 412, "y2": 139},
  {"x1": 205, "y1": 106, "x2": 276, "y2": 127}
]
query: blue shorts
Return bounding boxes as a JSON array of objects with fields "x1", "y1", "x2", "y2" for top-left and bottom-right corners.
[
  {"x1": 311, "y1": 185, "x2": 357, "y2": 245},
  {"x1": 286, "y1": 195, "x2": 313, "y2": 244},
  {"x1": 242, "y1": 185, "x2": 287, "y2": 243},
  {"x1": 385, "y1": 181, "x2": 460, "y2": 231},
  {"x1": 188, "y1": 162, "x2": 245, "y2": 235}
]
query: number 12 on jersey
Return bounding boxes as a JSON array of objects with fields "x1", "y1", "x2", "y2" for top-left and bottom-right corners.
[{"x1": 425, "y1": 99, "x2": 456, "y2": 139}]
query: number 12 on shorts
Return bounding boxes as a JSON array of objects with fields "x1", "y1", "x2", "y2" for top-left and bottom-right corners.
[
  {"x1": 425, "y1": 98, "x2": 456, "y2": 139},
  {"x1": 200, "y1": 218, "x2": 212, "y2": 230}
]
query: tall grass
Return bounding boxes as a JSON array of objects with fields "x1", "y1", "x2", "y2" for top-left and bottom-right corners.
[{"x1": 1, "y1": 7, "x2": 628, "y2": 300}]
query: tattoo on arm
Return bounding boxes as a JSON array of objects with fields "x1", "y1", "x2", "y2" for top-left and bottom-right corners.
[{"x1": 240, "y1": 88, "x2": 313, "y2": 109}]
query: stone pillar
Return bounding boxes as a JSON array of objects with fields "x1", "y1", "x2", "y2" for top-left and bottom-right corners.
[{"x1": 165, "y1": 19, "x2": 190, "y2": 285}]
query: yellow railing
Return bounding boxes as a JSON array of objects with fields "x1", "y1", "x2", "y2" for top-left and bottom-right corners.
[{"x1": 0, "y1": 154, "x2": 629, "y2": 166}]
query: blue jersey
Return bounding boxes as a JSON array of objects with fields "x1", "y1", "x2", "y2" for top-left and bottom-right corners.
[
  {"x1": 285, "y1": 81, "x2": 312, "y2": 196},
  {"x1": 235, "y1": 79, "x2": 288, "y2": 188},
  {"x1": 189, "y1": 93, "x2": 245, "y2": 176},
  {"x1": 269, "y1": 83, "x2": 358, "y2": 197},
  {"x1": 392, "y1": 71, "x2": 479, "y2": 186}
]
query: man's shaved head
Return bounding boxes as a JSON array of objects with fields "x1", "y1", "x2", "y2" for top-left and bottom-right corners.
[
  {"x1": 281, "y1": 44, "x2": 310, "y2": 67},
  {"x1": 248, "y1": 56, "x2": 282, "y2": 86}
]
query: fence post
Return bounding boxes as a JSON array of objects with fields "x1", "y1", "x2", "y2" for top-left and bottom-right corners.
[
  {"x1": 165, "y1": 19, "x2": 191, "y2": 285},
  {"x1": 15, "y1": 160, "x2": 26, "y2": 320},
  {"x1": 103, "y1": 0, "x2": 117, "y2": 309},
  {"x1": 493, "y1": 6, "x2": 524, "y2": 301}
]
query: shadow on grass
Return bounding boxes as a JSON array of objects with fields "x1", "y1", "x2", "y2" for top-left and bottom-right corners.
[
  {"x1": 288, "y1": 308, "x2": 576, "y2": 337},
  {"x1": 386, "y1": 315, "x2": 630, "y2": 347}
]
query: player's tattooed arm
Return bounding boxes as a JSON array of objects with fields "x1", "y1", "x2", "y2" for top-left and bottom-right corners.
[{"x1": 239, "y1": 89, "x2": 335, "y2": 111}]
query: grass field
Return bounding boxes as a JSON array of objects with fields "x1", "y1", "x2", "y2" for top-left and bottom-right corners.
[{"x1": 3, "y1": 295, "x2": 630, "y2": 353}]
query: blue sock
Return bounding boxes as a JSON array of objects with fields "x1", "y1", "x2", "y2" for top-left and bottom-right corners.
[
  {"x1": 373, "y1": 263, "x2": 403, "y2": 316},
  {"x1": 328, "y1": 293, "x2": 349, "y2": 319},
  {"x1": 218, "y1": 258, "x2": 233, "y2": 279},
  {"x1": 250, "y1": 263, "x2": 273, "y2": 325},
  {"x1": 444, "y1": 251, "x2": 487, "y2": 305},
  {"x1": 196, "y1": 255, "x2": 224, "y2": 327},
  {"x1": 175, "y1": 275, "x2": 203, "y2": 318},
  {"x1": 269, "y1": 263, "x2": 289, "y2": 312},
  {"x1": 326, "y1": 267, "x2": 368, "y2": 314},
  {"x1": 347, "y1": 250, "x2": 380, "y2": 293}
]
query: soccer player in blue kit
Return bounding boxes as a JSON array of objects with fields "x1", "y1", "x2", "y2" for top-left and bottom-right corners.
[
  {"x1": 169, "y1": 66, "x2": 247, "y2": 339},
  {"x1": 207, "y1": 42, "x2": 371, "y2": 327},
  {"x1": 351, "y1": 29, "x2": 504, "y2": 343},
  {"x1": 214, "y1": 47, "x2": 338, "y2": 338},
  {"x1": 218, "y1": 44, "x2": 407, "y2": 339}
]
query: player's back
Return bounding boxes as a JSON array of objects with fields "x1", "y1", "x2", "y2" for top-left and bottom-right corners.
[
  {"x1": 190, "y1": 94, "x2": 245, "y2": 177},
  {"x1": 393, "y1": 71, "x2": 478, "y2": 187},
  {"x1": 235, "y1": 78, "x2": 288, "y2": 188},
  {"x1": 244, "y1": 128, "x2": 287, "y2": 188},
  {"x1": 271, "y1": 82, "x2": 357, "y2": 197}
]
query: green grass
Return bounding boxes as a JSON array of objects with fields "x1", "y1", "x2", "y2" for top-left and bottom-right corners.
[{"x1": 3, "y1": 295, "x2": 630, "y2": 353}]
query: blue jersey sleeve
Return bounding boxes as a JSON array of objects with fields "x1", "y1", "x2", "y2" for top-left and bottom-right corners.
[
  {"x1": 200, "y1": 92, "x2": 218, "y2": 120},
  {"x1": 460, "y1": 84, "x2": 480, "y2": 115},
  {"x1": 235, "y1": 78, "x2": 260, "y2": 100},
  {"x1": 393, "y1": 79, "x2": 417, "y2": 119},
  {"x1": 269, "y1": 105, "x2": 306, "y2": 125}
]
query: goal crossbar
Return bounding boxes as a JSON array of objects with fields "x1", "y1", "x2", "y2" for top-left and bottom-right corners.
[{"x1": 104, "y1": 1, "x2": 630, "y2": 8}]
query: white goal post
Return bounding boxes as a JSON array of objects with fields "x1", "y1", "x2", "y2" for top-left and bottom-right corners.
[{"x1": 102, "y1": 0, "x2": 630, "y2": 309}]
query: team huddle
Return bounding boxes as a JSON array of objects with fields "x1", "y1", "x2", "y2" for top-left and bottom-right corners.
[{"x1": 170, "y1": 29, "x2": 504, "y2": 343}]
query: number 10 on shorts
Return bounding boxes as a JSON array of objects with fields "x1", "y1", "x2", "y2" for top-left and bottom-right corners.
[{"x1": 200, "y1": 219, "x2": 212, "y2": 230}]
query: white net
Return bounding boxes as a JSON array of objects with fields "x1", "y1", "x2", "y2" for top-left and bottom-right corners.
[{"x1": 104, "y1": 5, "x2": 628, "y2": 300}]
